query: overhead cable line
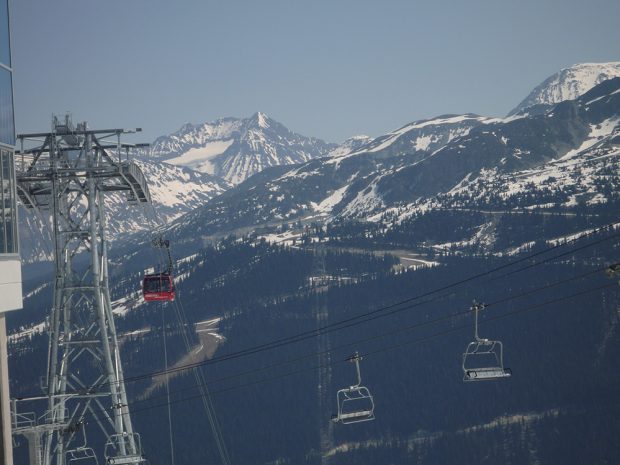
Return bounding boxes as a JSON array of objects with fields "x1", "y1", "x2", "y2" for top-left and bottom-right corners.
[
  {"x1": 110, "y1": 223, "x2": 620, "y2": 386},
  {"x1": 72, "y1": 280, "x2": 618, "y2": 427},
  {"x1": 110, "y1": 263, "x2": 614, "y2": 408},
  {"x1": 52, "y1": 222, "x2": 619, "y2": 396}
]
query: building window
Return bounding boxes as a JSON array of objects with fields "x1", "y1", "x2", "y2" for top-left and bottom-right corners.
[
  {"x1": 0, "y1": 68, "x2": 14, "y2": 146},
  {"x1": 0, "y1": 148, "x2": 17, "y2": 254}
]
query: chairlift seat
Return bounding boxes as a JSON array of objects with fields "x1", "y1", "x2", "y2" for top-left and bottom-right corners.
[
  {"x1": 464, "y1": 367, "x2": 512, "y2": 382},
  {"x1": 334, "y1": 409, "x2": 374, "y2": 422},
  {"x1": 105, "y1": 455, "x2": 143, "y2": 465}
]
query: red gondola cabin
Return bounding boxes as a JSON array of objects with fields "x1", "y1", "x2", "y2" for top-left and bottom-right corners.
[{"x1": 143, "y1": 273, "x2": 176, "y2": 302}]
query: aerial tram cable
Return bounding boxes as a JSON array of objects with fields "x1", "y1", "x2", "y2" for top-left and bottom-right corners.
[
  {"x1": 52, "y1": 250, "x2": 618, "y2": 403},
  {"x1": 169, "y1": 298, "x2": 232, "y2": 465},
  {"x1": 123, "y1": 264, "x2": 614, "y2": 406},
  {"x1": 162, "y1": 302, "x2": 175, "y2": 465},
  {"x1": 67, "y1": 273, "x2": 618, "y2": 428},
  {"x1": 140, "y1": 199, "x2": 232, "y2": 465},
  {"x1": 104, "y1": 227, "x2": 620, "y2": 392},
  {"x1": 100, "y1": 246, "x2": 620, "y2": 391},
  {"x1": 74, "y1": 279, "x2": 620, "y2": 427}
]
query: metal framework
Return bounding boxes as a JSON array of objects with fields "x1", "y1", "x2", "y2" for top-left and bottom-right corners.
[{"x1": 11, "y1": 115, "x2": 150, "y2": 465}]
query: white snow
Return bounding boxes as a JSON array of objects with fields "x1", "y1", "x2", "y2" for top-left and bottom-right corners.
[
  {"x1": 363, "y1": 115, "x2": 485, "y2": 154},
  {"x1": 315, "y1": 186, "x2": 348, "y2": 213},
  {"x1": 514, "y1": 62, "x2": 620, "y2": 111},
  {"x1": 166, "y1": 139, "x2": 234, "y2": 174},
  {"x1": 560, "y1": 118, "x2": 619, "y2": 160}
]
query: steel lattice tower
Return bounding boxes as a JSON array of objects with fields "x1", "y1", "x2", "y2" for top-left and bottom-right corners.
[{"x1": 12, "y1": 116, "x2": 150, "y2": 465}]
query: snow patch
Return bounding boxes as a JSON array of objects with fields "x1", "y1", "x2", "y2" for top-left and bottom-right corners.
[{"x1": 166, "y1": 139, "x2": 234, "y2": 174}]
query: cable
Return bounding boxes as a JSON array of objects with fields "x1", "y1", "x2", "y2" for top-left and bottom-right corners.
[
  {"x1": 70, "y1": 279, "x2": 618, "y2": 427},
  {"x1": 129, "y1": 281, "x2": 619, "y2": 415},
  {"x1": 162, "y1": 302, "x2": 175, "y2": 465},
  {"x1": 111, "y1": 262, "x2": 616, "y2": 409},
  {"x1": 25, "y1": 214, "x2": 619, "y2": 392},
  {"x1": 111, "y1": 224, "x2": 620, "y2": 386},
  {"x1": 46, "y1": 224, "x2": 620, "y2": 394},
  {"x1": 144, "y1": 199, "x2": 232, "y2": 465}
]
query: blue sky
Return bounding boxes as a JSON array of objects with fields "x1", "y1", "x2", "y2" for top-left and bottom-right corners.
[{"x1": 11, "y1": 0, "x2": 620, "y2": 143}]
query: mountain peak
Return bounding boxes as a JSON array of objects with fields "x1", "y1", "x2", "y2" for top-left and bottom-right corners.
[
  {"x1": 250, "y1": 111, "x2": 271, "y2": 129},
  {"x1": 150, "y1": 113, "x2": 336, "y2": 184},
  {"x1": 509, "y1": 61, "x2": 620, "y2": 115},
  {"x1": 177, "y1": 121, "x2": 195, "y2": 133}
]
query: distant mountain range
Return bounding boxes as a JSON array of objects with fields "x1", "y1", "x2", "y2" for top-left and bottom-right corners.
[
  {"x1": 17, "y1": 61, "x2": 620, "y2": 263},
  {"x1": 161, "y1": 73, "x2": 620, "y2": 251}
]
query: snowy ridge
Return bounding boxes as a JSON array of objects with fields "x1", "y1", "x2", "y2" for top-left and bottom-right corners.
[
  {"x1": 328, "y1": 135, "x2": 372, "y2": 157},
  {"x1": 150, "y1": 112, "x2": 338, "y2": 184},
  {"x1": 158, "y1": 76, "x2": 620, "y2": 252},
  {"x1": 103, "y1": 159, "x2": 231, "y2": 238},
  {"x1": 327, "y1": 114, "x2": 488, "y2": 166},
  {"x1": 510, "y1": 62, "x2": 620, "y2": 115},
  {"x1": 18, "y1": 159, "x2": 231, "y2": 263}
]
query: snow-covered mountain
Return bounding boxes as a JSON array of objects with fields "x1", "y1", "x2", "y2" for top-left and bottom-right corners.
[
  {"x1": 158, "y1": 78, "x2": 620, "y2": 250},
  {"x1": 509, "y1": 62, "x2": 620, "y2": 115},
  {"x1": 18, "y1": 160, "x2": 231, "y2": 263},
  {"x1": 328, "y1": 135, "x2": 372, "y2": 157},
  {"x1": 330, "y1": 113, "x2": 489, "y2": 164},
  {"x1": 150, "y1": 112, "x2": 338, "y2": 184}
]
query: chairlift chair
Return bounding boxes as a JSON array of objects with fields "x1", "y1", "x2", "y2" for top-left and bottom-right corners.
[
  {"x1": 142, "y1": 238, "x2": 176, "y2": 302},
  {"x1": 66, "y1": 447, "x2": 99, "y2": 465},
  {"x1": 104, "y1": 433, "x2": 145, "y2": 465},
  {"x1": 332, "y1": 352, "x2": 375, "y2": 424},
  {"x1": 462, "y1": 302, "x2": 511, "y2": 382}
]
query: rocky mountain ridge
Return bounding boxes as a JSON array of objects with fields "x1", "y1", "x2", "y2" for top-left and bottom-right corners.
[
  {"x1": 509, "y1": 62, "x2": 620, "y2": 115},
  {"x1": 149, "y1": 112, "x2": 338, "y2": 184},
  {"x1": 160, "y1": 77, "x2": 620, "y2": 251}
]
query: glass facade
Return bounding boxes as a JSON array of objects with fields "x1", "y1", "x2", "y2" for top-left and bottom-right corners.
[
  {"x1": 0, "y1": 0, "x2": 15, "y2": 253},
  {"x1": 0, "y1": 0, "x2": 9, "y2": 66},
  {"x1": 0, "y1": 68, "x2": 14, "y2": 146},
  {"x1": 0, "y1": 149, "x2": 16, "y2": 253}
]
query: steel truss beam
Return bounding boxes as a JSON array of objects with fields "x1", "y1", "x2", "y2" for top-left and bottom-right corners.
[{"x1": 12, "y1": 116, "x2": 150, "y2": 465}]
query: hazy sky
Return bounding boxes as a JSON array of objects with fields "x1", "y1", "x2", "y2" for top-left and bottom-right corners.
[{"x1": 10, "y1": 0, "x2": 620, "y2": 144}]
